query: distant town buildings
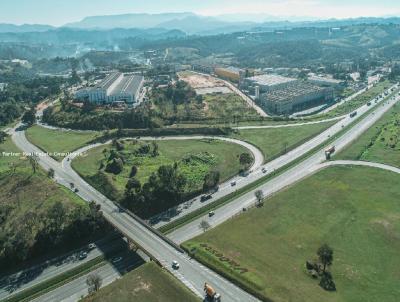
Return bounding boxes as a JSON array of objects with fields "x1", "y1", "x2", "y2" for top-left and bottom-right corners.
[{"x1": 74, "y1": 72, "x2": 144, "y2": 105}]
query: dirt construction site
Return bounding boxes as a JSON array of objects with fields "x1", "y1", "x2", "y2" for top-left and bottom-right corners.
[{"x1": 178, "y1": 71, "x2": 232, "y2": 95}]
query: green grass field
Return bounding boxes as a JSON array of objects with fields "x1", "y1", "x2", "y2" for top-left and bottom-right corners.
[
  {"x1": 73, "y1": 139, "x2": 249, "y2": 200},
  {"x1": 183, "y1": 166, "x2": 400, "y2": 302},
  {"x1": 337, "y1": 103, "x2": 400, "y2": 167},
  {"x1": 83, "y1": 262, "x2": 200, "y2": 302},
  {"x1": 25, "y1": 125, "x2": 100, "y2": 161},
  {"x1": 230, "y1": 121, "x2": 336, "y2": 162}
]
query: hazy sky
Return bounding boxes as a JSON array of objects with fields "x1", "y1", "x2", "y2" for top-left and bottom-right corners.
[{"x1": 1, "y1": 0, "x2": 399, "y2": 26}]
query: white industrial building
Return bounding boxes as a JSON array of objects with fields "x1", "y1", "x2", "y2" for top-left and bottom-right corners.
[
  {"x1": 242, "y1": 74, "x2": 297, "y2": 92},
  {"x1": 75, "y1": 72, "x2": 144, "y2": 105},
  {"x1": 242, "y1": 74, "x2": 334, "y2": 115},
  {"x1": 308, "y1": 75, "x2": 345, "y2": 88}
]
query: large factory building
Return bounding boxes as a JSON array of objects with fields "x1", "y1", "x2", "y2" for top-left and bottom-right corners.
[
  {"x1": 75, "y1": 72, "x2": 144, "y2": 105},
  {"x1": 242, "y1": 74, "x2": 334, "y2": 115}
]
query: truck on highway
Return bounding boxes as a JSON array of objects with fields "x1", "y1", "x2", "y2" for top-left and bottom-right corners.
[
  {"x1": 325, "y1": 146, "x2": 335, "y2": 160},
  {"x1": 204, "y1": 283, "x2": 221, "y2": 302}
]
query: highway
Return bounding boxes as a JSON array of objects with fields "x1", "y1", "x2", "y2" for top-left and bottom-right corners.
[
  {"x1": 61, "y1": 135, "x2": 264, "y2": 228},
  {"x1": 31, "y1": 251, "x2": 144, "y2": 302},
  {"x1": 11, "y1": 129, "x2": 260, "y2": 301},
  {"x1": 8, "y1": 83, "x2": 398, "y2": 301},
  {"x1": 168, "y1": 92, "x2": 400, "y2": 243},
  {"x1": 0, "y1": 235, "x2": 130, "y2": 301}
]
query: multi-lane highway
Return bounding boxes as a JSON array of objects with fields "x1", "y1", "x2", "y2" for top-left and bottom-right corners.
[
  {"x1": 8, "y1": 83, "x2": 398, "y2": 301},
  {"x1": 11, "y1": 128, "x2": 260, "y2": 301},
  {"x1": 0, "y1": 235, "x2": 129, "y2": 301},
  {"x1": 168, "y1": 92, "x2": 400, "y2": 243}
]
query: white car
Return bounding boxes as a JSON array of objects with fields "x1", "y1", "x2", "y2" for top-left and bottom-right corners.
[
  {"x1": 262, "y1": 168, "x2": 267, "y2": 173},
  {"x1": 172, "y1": 260, "x2": 180, "y2": 269}
]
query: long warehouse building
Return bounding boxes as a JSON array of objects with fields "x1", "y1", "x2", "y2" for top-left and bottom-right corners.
[
  {"x1": 75, "y1": 72, "x2": 144, "y2": 105},
  {"x1": 242, "y1": 74, "x2": 334, "y2": 115}
]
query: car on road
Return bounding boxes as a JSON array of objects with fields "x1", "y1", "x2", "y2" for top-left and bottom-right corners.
[
  {"x1": 201, "y1": 194, "x2": 212, "y2": 202},
  {"x1": 230, "y1": 181, "x2": 236, "y2": 186},
  {"x1": 208, "y1": 211, "x2": 215, "y2": 217},
  {"x1": 88, "y1": 243, "x2": 96, "y2": 250},
  {"x1": 262, "y1": 167, "x2": 267, "y2": 173},
  {"x1": 112, "y1": 256, "x2": 123, "y2": 264},
  {"x1": 172, "y1": 260, "x2": 180, "y2": 269},
  {"x1": 78, "y1": 252, "x2": 88, "y2": 260}
]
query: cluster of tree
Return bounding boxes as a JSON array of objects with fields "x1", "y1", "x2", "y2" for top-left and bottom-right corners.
[
  {"x1": 122, "y1": 163, "x2": 187, "y2": 218},
  {"x1": 42, "y1": 102, "x2": 158, "y2": 130},
  {"x1": 306, "y1": 244, "x2": 336, "y2": 291},
  {"x1": 0, "y1": 201, "x2": 108, "y2": 265},
  {"x1": 0, "y1": 76, "x2": 64, "y2": 105},
  {"x1": 0, "y1": 102, "x2": 23, "y2": 126},
  {"x1": 152, "y1": 80, "x2": 199, "y2": 106}
]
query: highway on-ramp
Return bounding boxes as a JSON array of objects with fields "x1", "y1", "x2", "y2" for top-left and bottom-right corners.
[
  {"x1": 168, "y1": 93, "x2": 400, "y2": 243},
  {"x1": 8, "y1": 83, "x2": 398, "y2": 301}
]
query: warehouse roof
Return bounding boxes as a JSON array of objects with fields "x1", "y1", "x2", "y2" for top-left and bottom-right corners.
[
  {"x1": 265, "y1": 82, "x2": 329, "y2": 103},
  {"x1": 112, "y1": 75, "x2": 144, "y2": 95},
  {"x1": 246, "y1": 74, "x2": 297, "y2": 87}
]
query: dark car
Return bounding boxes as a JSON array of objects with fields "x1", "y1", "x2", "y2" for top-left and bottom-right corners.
[{"x1": 200, "y1": 194, "x2": 212, "y2": 202}]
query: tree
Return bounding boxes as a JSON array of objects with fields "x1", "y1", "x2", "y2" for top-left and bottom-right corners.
[
  {"x1": 319, "y1": 271, "x2": 336, "y2": 291},
  {"x1": 22, "y1": 108, "x2": 36, "y2": 125},
  {"x1": 105, "y1": 158, "x2": 124, "y2": 175},
  {"x1": 86, "y1": 273, "x2": 102, "y2": 294},
  {"x1": 317, "y1": 244, "x2": 333, "y2": 273},
  {"x1": 151, "y1": 141, "x2": 159, "y2": 157},
  {"x1": 28, "y1": 154, "x2": 39, "y2": 174},
  {"x1": 239, "y1": 152, "x2": 253, "y2": 170},
  {"x1": 255, "y1": 190, "x2": 264, "y2": 206},
  {"x1": 199, "y1": 220, "x2": 211, "y2": 232},
  {"x1": 82, "y1": 100, "x2": 96, "y2": 113},
  {"x1": 203, "y1": 170, "x2": 220, "y2": 192},
  {"x1": 125, "y1": 178, "x2": 141, "y2": 192},
  {"x1": 0, "y1": 131, "x2": 8, "y2": 144},
  {"x1": 47, "y1": 168, "x2": 55, "y2": 178},
  {"x1": 129, "y1": 165, "x2": 138, "y2": 178}
]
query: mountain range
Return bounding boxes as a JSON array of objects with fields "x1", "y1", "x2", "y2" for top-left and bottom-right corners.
[{"x1": 1, "y1": 13, "x2": 400, "y2": 36}]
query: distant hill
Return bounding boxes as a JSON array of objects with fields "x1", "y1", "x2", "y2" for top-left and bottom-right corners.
[
  {"x1": 62, "y1": 13, "x2": 400, "y2": 35},
  {"x1": 0, "y1": 23, "x2": 54, "y2": 33},
  {"x1": 0, "y1": 28, "x2": 186, "y2": 45},
  {"x1": 63, "y1": 12, "x2": 196, "y2": 29}
]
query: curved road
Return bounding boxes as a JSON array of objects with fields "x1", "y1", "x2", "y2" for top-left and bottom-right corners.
[
  {"x1": 320, "y1": 160, "x2": 400, "y2": 174},
  {"x1": 8, "y1": 83, "x2": 399, "y2": 301},
  {"x1": 168, "y1": 92, "x2": 400, "y2": 243}
]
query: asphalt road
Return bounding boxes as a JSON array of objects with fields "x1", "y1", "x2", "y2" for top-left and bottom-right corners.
[
  {"x1": 320, "y1": 160, "x2": 400, "y2": 174},
  {"x1": 0, "y1": 236, "x2": 126, "y2": 301},
  {"x1": 8, "y1": 83, "x2": 398, "y2": 302},
  {"x1": 31, "y1": 251, "x2": 144, "y2": 302},
  {"x1": 62, "y1": 135, "x2": 264, "y2": 228},
  {"x1": 11, "y1": 130, "x2": 260, "y2": 301},
  {"x1": 168, "y1": 91, "x2": 400, "y2": 243}
]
